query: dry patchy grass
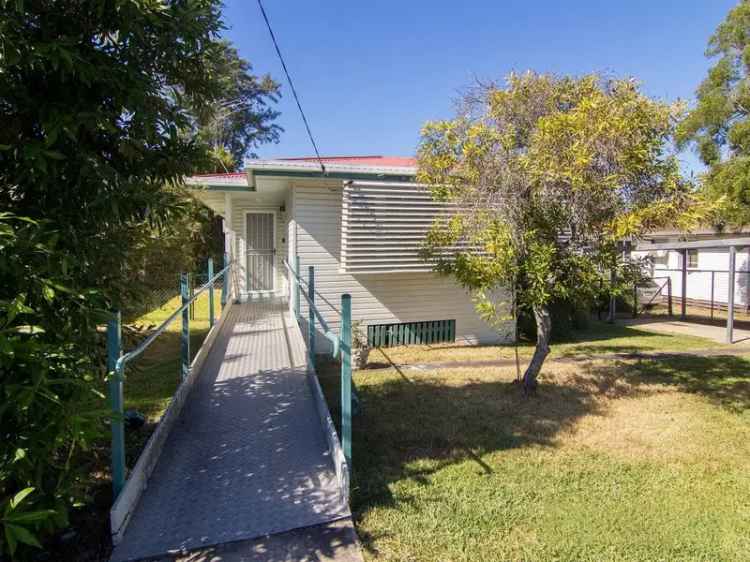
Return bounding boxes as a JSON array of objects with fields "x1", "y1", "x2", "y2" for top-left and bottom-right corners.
[{"x1": 318, "y1": 335, "x2": 750, "y2": 561}]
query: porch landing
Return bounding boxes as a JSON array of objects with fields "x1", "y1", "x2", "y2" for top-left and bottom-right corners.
[{"x1": 110, "y1": 300, "x2": 352, "y2": 562}]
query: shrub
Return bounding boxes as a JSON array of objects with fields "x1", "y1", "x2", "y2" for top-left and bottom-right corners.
[{"x1": 0, "y1": 214, "x2": 105, "y2": 559}]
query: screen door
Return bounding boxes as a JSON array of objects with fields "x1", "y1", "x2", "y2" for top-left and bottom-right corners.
[{"x1": 246, "y1": 212, "x2": 275, "y2": 292}]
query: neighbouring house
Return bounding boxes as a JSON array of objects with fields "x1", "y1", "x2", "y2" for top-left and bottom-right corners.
[
  {"x1": 187, "y1": 155, "x2": 513, "y2": 351},
  {"x1": 634, "y1": 227, "x2": 750, "y2": 312}
]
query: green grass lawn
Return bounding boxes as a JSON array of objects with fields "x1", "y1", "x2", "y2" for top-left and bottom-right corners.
[{"x1": 318, "y1": 321, "x2": 750, "y2": 561}]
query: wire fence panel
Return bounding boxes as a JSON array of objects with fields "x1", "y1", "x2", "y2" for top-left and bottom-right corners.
[{"x1": 638, "y1": 268, "x2": 750, "y2": 324}]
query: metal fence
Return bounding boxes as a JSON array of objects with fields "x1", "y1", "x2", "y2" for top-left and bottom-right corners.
[{"x1": 637, "y1": 267, "x2": 750, "y2": 324}]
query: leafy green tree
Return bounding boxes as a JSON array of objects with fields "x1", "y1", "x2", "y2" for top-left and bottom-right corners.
[
  {"x1": 418, "y1": 73, "x2": 695, "y2": 393},
  {"x1": 677, "y1": 0, "x2": 750, "y2": 224},
  {"x1": 0, "y1": 1, "x2": 279, "y2": 556},
  {"x1": 194, "y1": 42, "x2": 282, "y2": 172}
]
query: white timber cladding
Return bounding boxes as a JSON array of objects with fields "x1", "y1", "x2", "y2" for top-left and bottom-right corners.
[
  {"x1": 292, "y1": 180, "x2": 511, "y2": 351},
  {"x1": 341, "y1": 180, "x2": 459, "y2": 274}
]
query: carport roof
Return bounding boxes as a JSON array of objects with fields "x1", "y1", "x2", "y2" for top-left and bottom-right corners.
[{"x1": 635, "y1": 237, "x2": 750, "y2": 251}]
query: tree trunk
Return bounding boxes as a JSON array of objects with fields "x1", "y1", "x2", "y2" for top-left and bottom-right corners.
[{"x1": 522, "y1": 304, "x2": 551, "y2": 394}]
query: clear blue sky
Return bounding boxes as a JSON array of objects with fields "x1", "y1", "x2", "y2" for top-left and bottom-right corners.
[{"x1": 222, "y1": 0, "x2": 738, "y2": 174}]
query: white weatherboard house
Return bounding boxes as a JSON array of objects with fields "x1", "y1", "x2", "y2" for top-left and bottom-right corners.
[{"x1": 187, "y1": 155, "x2": 512, "y2": 351}]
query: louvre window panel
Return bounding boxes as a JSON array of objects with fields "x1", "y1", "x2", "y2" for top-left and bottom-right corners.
[
  {"x1": 341, "y1": 180, "x2": 463, "y2": 274},
  {"x1": 367, "y1": 319, "x2": 456, "y2": 347}
]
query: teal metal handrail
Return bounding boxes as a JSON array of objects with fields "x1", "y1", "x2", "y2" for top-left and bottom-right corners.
[
  {"x1": 107, "y1": 256, "x2": 233, "y2": 498},
  {"x1": 283, "y1": 257, "x2": 340, "y2": 357},
  {"x1": 283, "y1": 257, "x2": 353, "y2": 473}
]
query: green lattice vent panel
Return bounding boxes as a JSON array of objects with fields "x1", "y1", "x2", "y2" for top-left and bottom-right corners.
[{"x1": 367, "y1": 319, "x2": 456, "y2": 348}]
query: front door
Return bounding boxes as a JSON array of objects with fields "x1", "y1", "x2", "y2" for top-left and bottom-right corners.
[{"x1": 246, "y1": 212, "x2": 275, "y2": 292}]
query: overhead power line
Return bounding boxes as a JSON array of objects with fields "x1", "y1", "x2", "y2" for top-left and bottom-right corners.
[{"x1": 256, "y1": 0, "x2": 326, "y2": 174}]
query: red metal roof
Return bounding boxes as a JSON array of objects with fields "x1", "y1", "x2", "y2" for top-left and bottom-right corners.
[
  {"x1": 190, "y1": 156, "x2": 417, "y2": 182},
  {"x1": 279, "y1": 155, "x2": 416, "y2": 167}
]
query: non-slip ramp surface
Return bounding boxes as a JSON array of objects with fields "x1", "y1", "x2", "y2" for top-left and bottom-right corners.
[{"x1": 110, "y1": 301, "x2": 349, "y2": 562}]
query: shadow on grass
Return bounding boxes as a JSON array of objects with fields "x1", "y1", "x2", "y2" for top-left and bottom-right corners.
[
  {"x1": 317, "y1": 345, "x2": 750, "y2": 555},
  {"x1": 315, "y1": 358, "x2": 601, "y2": 555},
  {"x1": 583, "y1": 354, "x2": 750, "y2": 414}
]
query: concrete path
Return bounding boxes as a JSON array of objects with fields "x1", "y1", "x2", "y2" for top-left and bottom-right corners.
[
  {"x1": 620, "y1": 317, "x2": 750, "y2": 346},
  {"x1": 110, "y1": 301, "x2": 352, "y2": 562},
  {"x1": 171, "y1": 518, "x2": 363, "y2": 562}
]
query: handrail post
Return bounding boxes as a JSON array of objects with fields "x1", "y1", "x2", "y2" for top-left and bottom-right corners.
[
  {"x1": 221, "y1": 252, "x2": 228, "y2": 309},
  {"x1": 341, "y1": 293, "x2": 352, "y2": 472},
  {"x1": 295, "y1": 255, "x2": 301, "y2": 320},
  {"x1": 189, "y1": 273, "x2": 195, "y2": 321},
  {"x1": 308, "y1": 266, "x2": 315, "y2": 365},
  {"x1": 180, "y1": 273, "x2": 190, "y2": 381},
  {"x1": 208, "y1": 257, "x2": 215, "y2": 328},
  {"x1": 107, "y1": 311, "x2": 125, "y2": 497}
]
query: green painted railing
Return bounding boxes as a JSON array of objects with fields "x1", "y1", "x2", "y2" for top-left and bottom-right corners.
[
  {"x1": 106, "y1": 257, "x2": 233, "y2": 498},
  {"x1": 284, "y1": 258, "x2": 353, "y2": 471}
]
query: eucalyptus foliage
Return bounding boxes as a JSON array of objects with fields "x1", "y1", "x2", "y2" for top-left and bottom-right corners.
[
  {"x1": 418, "y1": 73, "x2": 694, "y2": 392},
  {"x1": 677, "y1": 0, "x2": 750, "y2": 225},
  {"x1": 194, "y1": 41, "x2": 282, "y2": 172}
]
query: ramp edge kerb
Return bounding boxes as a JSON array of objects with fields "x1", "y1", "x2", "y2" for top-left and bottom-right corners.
[
  {"x1": 291, "y1": 312, "x2": 351, "y2": 506},
  {"x1": 109, "y1": 301, "x2": 236, "y2": 547}
]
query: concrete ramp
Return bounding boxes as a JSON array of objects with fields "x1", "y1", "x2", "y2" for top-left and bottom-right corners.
[{"x1": 110, "y1": 300, "x2": 350, "y2": 562}]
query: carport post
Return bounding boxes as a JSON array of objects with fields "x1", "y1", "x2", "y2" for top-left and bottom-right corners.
[
  {"x1": 727, "y1": 245, "x2": 736, "y2": 344},
  {"x1": 681, "y1": 249, "x2": 687, "y2": 319}
]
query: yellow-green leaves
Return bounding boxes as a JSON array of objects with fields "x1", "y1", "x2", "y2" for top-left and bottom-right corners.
[{"x1": 417, "y1": 71, "x2": 693, "y2": 323}]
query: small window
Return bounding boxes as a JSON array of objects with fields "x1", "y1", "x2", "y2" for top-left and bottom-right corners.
[
  {"x1": 650, "y1": 252, "x2": 669, "y2": 267},
  {"x1": 687, "y1": 249, "x2": 699, "y2": 269}
]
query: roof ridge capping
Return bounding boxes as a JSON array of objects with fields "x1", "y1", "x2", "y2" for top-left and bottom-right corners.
[{"x1": 279, "y1": 155, "x2": 386, "y2": 161}]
